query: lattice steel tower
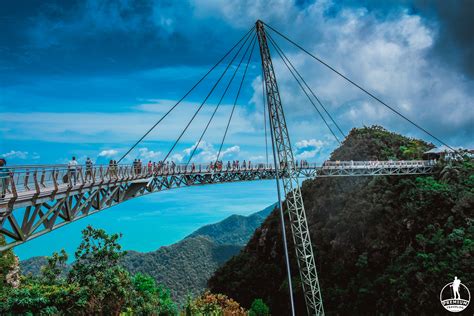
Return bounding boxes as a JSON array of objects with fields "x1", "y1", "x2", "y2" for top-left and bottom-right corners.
[{"x1": 256, "y1": 20, "x2": 324, "y2": 315}]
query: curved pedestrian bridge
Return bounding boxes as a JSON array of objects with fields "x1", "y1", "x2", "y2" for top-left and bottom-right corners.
[{"x1": 0, "y1": 160, "x2": 435, "y2": 250}]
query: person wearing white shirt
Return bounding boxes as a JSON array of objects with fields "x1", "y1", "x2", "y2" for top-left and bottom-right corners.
[{"x1": 68, "y1": 156, "x2": 78, "y2": 185}]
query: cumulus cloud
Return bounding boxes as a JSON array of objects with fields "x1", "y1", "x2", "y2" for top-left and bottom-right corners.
[
  {"x1": 180, "y1": 141, "x2": 240, "y2": 162},
  {"x1": 138, "y1": 147, "x2": 161, "y2": 160},
  {"x1": 98, "y1": 149, "x2": 118, "y2": 157},
  {"x1": 295, "y1": 139, "x2": 325, "y2": 160},
  {"x1": 243, "y1": 2, "x2": 473, "y2": 148}
]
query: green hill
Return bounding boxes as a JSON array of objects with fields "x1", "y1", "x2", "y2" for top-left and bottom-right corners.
[
  {"x1": 185, "y1": 204, "x2": 274, "y2": 245},
  {"x1": 122, "y1": 236, "x2": 240, "y2": 302},
  {"x1": 208, "y1": 126, "x2": 474, "y2": 315}
]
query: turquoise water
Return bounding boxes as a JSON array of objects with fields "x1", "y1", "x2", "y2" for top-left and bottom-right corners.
[{"x1": 14, "y1": 180, "x2": 277, "y2": 260}]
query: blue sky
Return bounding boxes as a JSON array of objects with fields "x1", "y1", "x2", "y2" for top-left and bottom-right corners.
[{"x1": 1, "y1": 0, "x2": 473, "y2": 258}]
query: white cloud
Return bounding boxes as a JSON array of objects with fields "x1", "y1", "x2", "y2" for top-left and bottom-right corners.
[
  {"x1": 295, "y1": 139, "x2": 325, "y2": 149},
  {"x1": 0, "y1": 99, "x2": 257, "y2": 146},
  {"x1": 228, "y1": 2, "x2": 474, "y2": 148},
  {"x1": 1, "y1": 150, "x2": 30, "y2": 159},
  {"x1": 98, "y1": 149, "x2": 118, "y2": 157},
  {"x1": 171, "y1": 153, "x2": 184, "y2": 162},
  {"x1": 222, "y1": 145, "x2": 240, "y2": 157},
  {"x1": 178, "y1": 141, "x2": 241, "y2": 163},
  {"x1": 295, "y1": 139, "x2": 325, "y2": 160},
  {"x1": 138, "y1": 147, "x2": 161, "y2": 160}
]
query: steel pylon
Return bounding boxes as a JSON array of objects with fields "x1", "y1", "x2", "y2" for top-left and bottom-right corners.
[{"x1": 256, "y1": 20, "x2": 324, "y2": 315}]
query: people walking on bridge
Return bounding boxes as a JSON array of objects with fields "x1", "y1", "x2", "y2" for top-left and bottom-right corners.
[
  {"x1": 85, "y1": 157, "x2": 93, "y2": 181},
  {"x1": 114, "y1": 160, "x2": 118, "y2": 179},
  {"x1": 107, "y1": 160, "x2": 114, "y2": 179},
  {"x1": 137, "y1": 159, "x2": 142, "y2": 175},
  {"x1": 68, "y1": 156, "x2": 78, "y2": 185},
  {"x1": 147, "y1": 161, "x2": 153, "y2": 175},
  {"x1": 133, "y1": 159, "x2": 138, "y2": 175},
  {"x1": 0, "y1": 158, "x2": 10, "y2": 198},
  {"x1": 227, "y1": 161, "x2": 231, "y2": 171}
]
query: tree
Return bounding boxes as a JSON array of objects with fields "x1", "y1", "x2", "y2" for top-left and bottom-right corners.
[
  {"x1": 0, "y1": 235, "x2": 18, "y2": 289},
  {"x1": 249, "y1": 298, "x2": 270, "y2": 316},
  {"x1": 130, "y1": 272, "x2": 177, "y2": 315},
  {"x1": 68, "y1": 225, "x2": 133, "y2": 315},
  {"x1": 185, "y1": 291, "x2": 246, "y2": 315},
  {"x1": 40, "y1": 249, "x2": 68, "y2": 285}
]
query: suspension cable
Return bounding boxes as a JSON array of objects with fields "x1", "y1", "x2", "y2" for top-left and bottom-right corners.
[
  {"x1": 186, "y1": 34, "x2": 257, "y2": 166},
  {"x1": 268, "y1": 32, "x2": 345, "y2": 140},
  {"x1": 117, "y1": 26, "x2": 255, "y2": 163},
  {"x1": 162, "y1": 33, "x2": 255, "y2": 162},
  {"x1": 264, "y1": 21, "x2": 456, "y2": 151},
  {"x1": 262, "y1": 66, "x2": 269, "y2": 164},
  {"x1": 216, "y1": 36, "x2": 257, "y2": 163},
  {"x1": 267, "y1": 34, "x2": 341, "y2": 144}
]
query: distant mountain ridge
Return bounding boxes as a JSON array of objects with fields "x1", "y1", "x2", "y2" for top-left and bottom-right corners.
[
  {"x1": 20, "y1": 204, "x2": 275, "y2": 302},
  {"x1": 185, "y1": 204, "x2": 275, "y2": 245}
]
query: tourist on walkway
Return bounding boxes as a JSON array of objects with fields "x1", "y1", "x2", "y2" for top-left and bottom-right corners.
[
  {"x1": 0, "y1": 158, "x2": 10, "y2": 198},
  {"x1": 147, "y1": 161, "x2": 153, "y2": 175},
  {"x1": 68, "y1": 156, "x2": 78, "y2": 185},
  {"x1": 138, "y1": 159, "x2": 142, "y2": 175},
  {"x1": 85, "y1": 157, "x2": 93, "y2": 181},
  {"x1": 108, "y1": 160, "x2": 114, "y2": 178}
]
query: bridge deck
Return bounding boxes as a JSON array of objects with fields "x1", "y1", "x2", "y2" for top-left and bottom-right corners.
[
  {"x1": 1, "y1": 160, "x2": 435, "y2": 212},
  {"x1": 0, "y1": 160, "x2": 436, "y2": 250}
]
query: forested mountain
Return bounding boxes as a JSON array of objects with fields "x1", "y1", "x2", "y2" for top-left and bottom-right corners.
[
  {"x1": 209, "y1": 126, "x2": 474, "y2": 315},
  {"x1": 20, "y1": 205, "x2": 274, "y2": 303},
  {"x1": 20, "y1": 257, "x2": 49, "y2": 276},
  {"x1": 186, "y1": 204, "x2": 274, "y2": 245},
  {"x1": 122, "y1": 236, "x2": 240, "y2": 302}
]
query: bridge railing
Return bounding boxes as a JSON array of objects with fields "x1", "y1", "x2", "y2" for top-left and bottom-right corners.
[
  {"x1": 0, "y1": 162, "x2": 276, "y2": 198},
  {"x1": 0, "y1": 160, "x2": 436, "y2": 199},
  {"x1": 315, "y1": 159, "x2": 437, "y2": 169}
]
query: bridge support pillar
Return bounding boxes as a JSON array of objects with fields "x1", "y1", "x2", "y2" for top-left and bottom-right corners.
[{"x1": 256, "y1": 20, "x2": 324, "y2": 316}]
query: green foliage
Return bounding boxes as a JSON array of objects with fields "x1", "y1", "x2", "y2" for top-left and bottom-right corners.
[
  {"x1": 131, "y1": 273, "x2": 178, "y2": 315},
  {"x1": 330, "y1": 125, "x2": 433, "y2": 161},
  {"x1": 122, "y1": 236, "x2": 241, "y2": 305},
  {"x1": 40, "y1": 249, "x2": 68, "y2": 285},
  {"x1": 184, "y1": 291, "x2": 246, "y2": 315},
  {"x1": 67, "y1": 226, "x2": 134, "y2": 314},
  {"x1": 210, "y1": 127, "x2": 473, "y2": 315},
  {"x1": 0, "y1": 281, "x2": 87, "y2": 315},
  {"x1": 1, "y1": 226, "x2": 181, "y2": 315},
  {"x1": 249, "y1": 298, "x2": 270, "y2": 316},
  {"x1": 0, "y1": 235, "x2": 16, "y2": 288}
]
